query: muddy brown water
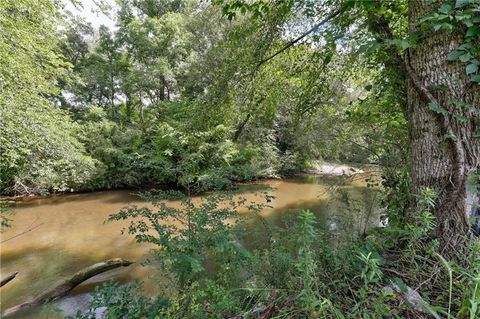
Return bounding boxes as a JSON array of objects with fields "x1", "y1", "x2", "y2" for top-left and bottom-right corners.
[{"x1": 0, "y1": 175, "x2": 380, "y2": 318}]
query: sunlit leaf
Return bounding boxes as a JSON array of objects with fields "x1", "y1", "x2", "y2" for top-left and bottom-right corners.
[{"x1": 466, "y1": 63, "x2": 479, "y2": 74}]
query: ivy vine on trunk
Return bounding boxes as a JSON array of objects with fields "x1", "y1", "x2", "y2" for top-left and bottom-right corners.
[{"x1": 407, "y1": 0, "x2": 479, "y2": 250}]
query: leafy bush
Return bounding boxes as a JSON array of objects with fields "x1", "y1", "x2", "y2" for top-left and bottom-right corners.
[
  {"x1": 108, "y1": 190, "x2": 263, "y2": 289},
  {"x1": 146, "y1": 123, "x2": 269, "y2": 190},
  {"x1": 68, "y1": 281, "x2": 168, "y2": 319},
  {"x1": 0, "y1": 103, "x2": 98, "y2": 195},
  {"x1": 74, "y1": 107, "x2": 270, "y2": 192}
]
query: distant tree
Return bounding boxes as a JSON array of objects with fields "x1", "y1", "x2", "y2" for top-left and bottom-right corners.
[{"x1": 0, "y1": 0, "x2": 97, "y2": 195}]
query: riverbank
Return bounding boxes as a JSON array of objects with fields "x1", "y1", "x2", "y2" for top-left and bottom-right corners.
[
  {"x1": 0, "y1": 162, "x2": 378, "y2": 202},
  {"x1": 303, "y1": 161, "x2": 366, "y2": 177}
]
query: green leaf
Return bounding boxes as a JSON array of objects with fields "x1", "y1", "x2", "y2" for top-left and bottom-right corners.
[
  {"x1": 442, "y1": 23, "x2": 454, "y2": 32},
  {"x1": 470, "y1": 298, "x2": 478, "y2": 318},
  {"x1": 459, "y1": 53, "x2": 472, "y2": 62},
  {"x1": 333, "y1": 309, "x2": 346, "y2": 319},
  {"x1": 438, "y1": 4, "x2": 453, "y2": 14},
  {"x1": 455, "y1": 13, "x2": 470, "y2": 21},
  {"x1": 455, "y1": 0, "x2": 471, "y2": 8},
  {"x1": 459, "y1": 43, "x2": 473, "y2": 50},
  {"x1": 466, "y1": 27, "x2": 480, "y2": 37},
  {"x1": 453, "y1": 113, "x2": 467, "y2": 123},
  {"x1": 399, "y1": 39, "x2": 411, "y2": 50},
  {"x1": 470, "y1": 74, "x2": 480, "y2": 82},
  {"x1": 447, "y1": 50, "x2": 463, "y2": 61},
  {"x1": 392, "y1": 277, "x2": 408, "y2": 293},
  {"x1": 429, "y1": 102, "x2": 449, "y2": 114},
  {"x1": 390, "y1": 39, "x2": 411, "y2": 51},
  {"x1": 356, "y1": 41, "x2": 381, "y2": 55},
  {"x1": 466, "y1": 63, "x2": 478, "y2": 74}
]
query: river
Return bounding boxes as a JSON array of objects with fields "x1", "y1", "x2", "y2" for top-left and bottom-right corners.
[{"x1": 0, "y1": 174, "x2": 380, "y2": 318}]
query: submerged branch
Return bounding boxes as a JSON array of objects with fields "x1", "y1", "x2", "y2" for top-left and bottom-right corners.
[
  {"x1": 0, "y1": 272, "x2": 18, "y2": 287},
  {"x1": 2, "y1": 258, "x2": 133, "y2": 317},
  {"x1": 1, "y1": 217, "x2": 44, "y2": 243}
]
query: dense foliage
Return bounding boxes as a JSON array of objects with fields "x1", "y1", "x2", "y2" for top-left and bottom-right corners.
[
  {"x1": 0, "y1": 0, "x2": 97, "y2": 195},
  {"x1": 0, "y1": 0, "x2": 401, "y2": 195},
  {"x1": 1, "y1": 0, "x2": 479, "y2": 318}
]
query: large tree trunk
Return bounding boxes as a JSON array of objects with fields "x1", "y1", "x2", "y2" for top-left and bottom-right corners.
[{"x1": 408, "y1": 1, "x2": 480, "y2": 250}]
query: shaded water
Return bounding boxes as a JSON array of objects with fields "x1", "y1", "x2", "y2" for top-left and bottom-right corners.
[{"x1": 0, "y1": 174, "x2": 379, "y2": 318}]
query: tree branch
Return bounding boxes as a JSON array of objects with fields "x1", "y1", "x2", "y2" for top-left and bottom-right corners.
[
  {"x1": 1, "y1": 272, "x2": 18, "y2": 287},
  {"x1": 1, "y1": 217, "x2": 44, "y2": 244},
  {"x1": 2, "y1": 258, "x2": 133, "y2": 317},
  {"x1": 256, "y1": 8, "x2": 342, "y2": 68}
]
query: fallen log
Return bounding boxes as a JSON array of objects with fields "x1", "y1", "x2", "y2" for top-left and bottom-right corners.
[
  {"x1": 0, "y1": 271, "x2": 18, "y2": 287},
  {"x1": 2, "y1": 258, "x2": 133, "y2": 317}
]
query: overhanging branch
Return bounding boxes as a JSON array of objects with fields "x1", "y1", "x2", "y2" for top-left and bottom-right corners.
[{"x1": 256, "y1": 8, "x2": 342, "y2": 68}]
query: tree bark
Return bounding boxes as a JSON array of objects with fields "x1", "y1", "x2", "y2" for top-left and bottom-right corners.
[
  {"x1": 2, "y1": 258, "x2": 133, "y2": 317},
  {"x1": 408, "y1": 1, "x2": 480, "y2": 250}
]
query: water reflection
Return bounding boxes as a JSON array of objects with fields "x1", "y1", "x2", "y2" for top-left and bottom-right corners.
[{"x1": 0, "y1": 174, "x2": 380, "y2": 318}]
